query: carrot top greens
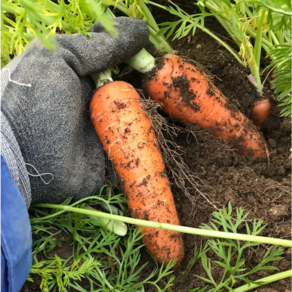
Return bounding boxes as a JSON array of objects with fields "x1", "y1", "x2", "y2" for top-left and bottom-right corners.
[
  {"x1": 195, "y1": 203, "x2": 286, "y2": 291},
  {"x1": 29, "y1": 188, "x2": 291, "y2": 291},
  {"x1": 182, "y1": 203, "x2": 292, "y2": 292},
  {"x1": 1, "y1": 0, "x2": 171, "y2": 67},
  {"x1": 28, "y1": 185, "x2": 176, "y2": 292}
]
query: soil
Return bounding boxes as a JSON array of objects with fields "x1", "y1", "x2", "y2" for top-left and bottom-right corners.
[
  {"x1": 138, "y1": 2, "x2": 291, "y2": 291},
  {"x1": 21, "y1": 1, "x2": 291, "y2": 292}
]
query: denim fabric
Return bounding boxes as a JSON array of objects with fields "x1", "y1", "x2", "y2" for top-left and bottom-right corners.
[{"x1": 1, "y1": 155, "x2": 32, "y2": 292}]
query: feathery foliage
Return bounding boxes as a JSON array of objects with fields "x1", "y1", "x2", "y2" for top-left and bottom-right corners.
[
  {"x1": 1, "y1": 0, "x2": 171, "y2": 67},
  {"x1": 184, "y1": 203, "x2": 285, "y2": 291},
  {"x1": 27, "y1": 185, "x2": 176, "y2": 292}
]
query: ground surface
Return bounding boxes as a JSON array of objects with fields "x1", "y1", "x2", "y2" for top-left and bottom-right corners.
[{"x1": 22, "y1": 1, "x2": 291, "y2": 291}]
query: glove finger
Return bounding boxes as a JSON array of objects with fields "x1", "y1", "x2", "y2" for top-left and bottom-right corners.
[{"x1": 55, "y1": 17, "x2": 149, "y2": 76}]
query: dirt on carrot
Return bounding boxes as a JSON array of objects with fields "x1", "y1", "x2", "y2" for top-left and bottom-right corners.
[
  {"x1": 90, "y1": 81, "x2": 184, "y2": 266},
  {"x1": 145, "y1": 54, "x2": 268, "y2": 158},
  {"x1": 171, "y1": 75, "x2": 201, "y2": 112}
]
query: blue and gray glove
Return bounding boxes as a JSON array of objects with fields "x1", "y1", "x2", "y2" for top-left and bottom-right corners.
[{"x1": 1, "y1": 17, "x2": 149, "y2": 208}]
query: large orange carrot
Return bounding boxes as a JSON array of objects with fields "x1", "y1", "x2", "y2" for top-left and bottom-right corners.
[
  {"x1": 145, "y1": 54, "x2": 267, "y2": 158},
  {"x1": 90, "y1": 80, "x2": 184, "y2": 266}
]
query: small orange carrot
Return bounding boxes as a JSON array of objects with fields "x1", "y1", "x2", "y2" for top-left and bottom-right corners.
[
  {"x1": 250, "y1": 99, "x2": 271, "y2": 130},
  {"x1": 90, "y1": 80, "x2": 184, "y2": 267},
  {"x1": 145, "y1": 54, "x2": 268, "y2": 158}
]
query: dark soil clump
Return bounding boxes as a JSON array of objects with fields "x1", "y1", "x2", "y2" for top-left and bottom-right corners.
[{"x1": 171, "y1": 75, "x2": 201, "y2": 112}]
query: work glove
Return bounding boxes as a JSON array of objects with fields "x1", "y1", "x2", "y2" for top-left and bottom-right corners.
[{"x1": 1, "y1": 17, "x2": 149, "y2": 208}]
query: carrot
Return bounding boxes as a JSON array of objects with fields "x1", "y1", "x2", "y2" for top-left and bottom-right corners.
[
  {"x1": 250, "y1": 98, "x2": 271, "y2": 130},
  {"x1": 145, "y1": 54, "x2": 268, "y2": 158},
  {"x1": 90, "y1": 80, "x2": 184, "y2": 267}
]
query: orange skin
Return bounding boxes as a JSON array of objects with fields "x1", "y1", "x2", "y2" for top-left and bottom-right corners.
[
  {"x1": 250, "y1": 99, "x2": 271, "y2": 130},
  {"x1": 90, "y1": 81, "x2": 184, "y2": 267},
  {"x1": 146, "y1": 54, "x2": 267, "y2": 158}
]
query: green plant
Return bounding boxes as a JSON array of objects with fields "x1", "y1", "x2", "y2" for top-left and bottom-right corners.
[
  {"x1": 180, "y1": 243, "x2": 207, "y2": 277},
  {"x1": 33, "y1": 200, "x2": 292, "y2": 247},
  {"x1": 1, "y1": 0, "x2": 172, "y2": 67},
  {"x1": 27, "y1": 184, "x2": 176, "y2": 292},
  {"x1": 185, "y1": 203, "x2": 290, "y2": 291},
  {"x1": 29, "y1": 187, "x2": 292, "y2": 291},
  {"x1": 232, "y1": 270, "x2": 292, "y2": 292},
  {"x1": 152, "y1": 0, "x2": 292, "y2": 116},
  {"x1": 265, "y1": 44, "x2": 292, "y2": 116}
]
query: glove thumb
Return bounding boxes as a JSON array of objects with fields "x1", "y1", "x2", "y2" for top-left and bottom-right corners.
[{"x1": 55, "y1": 17, "x2": 149, "y2": 76}]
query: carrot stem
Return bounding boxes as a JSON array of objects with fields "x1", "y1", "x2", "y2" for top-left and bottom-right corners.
[
  {"x1": 232, "y1": 270, "x2": 292, "y2": 292},
  {"x1": 253, "y1": 9, "x2": 266, "y2": 92},
  {"x1": 31, "y1": 203, "x2": 292, "y2": 247},
  {"x1": 196, "y1": 23, "x2": 243, "y2": 65},
  {"x1": 91, "y1": 69, "x2": 113, "y2": 88},
  {"x1": 106, "y1": 7, "x2": 159, "y2": 73},
  {"x1": 148, "y1": 26, "x2": 173, "y2": 53},
  {"x1": 203, "y1": 1, "x2": 273, "y2": 50},
  {"x1": 137, "y1": 0, "x2": 160, "y2": 32},
  {"x1": 125, "y1": 48, "x2": 156, "y2": 73}
]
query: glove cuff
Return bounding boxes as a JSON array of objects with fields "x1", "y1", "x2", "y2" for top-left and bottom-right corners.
[{"x1": 1, "y1": 112, "x2": 31, "y2": 208}]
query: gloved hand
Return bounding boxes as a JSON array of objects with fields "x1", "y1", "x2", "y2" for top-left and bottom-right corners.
[{"x1": 1, "y1": 17, "x2": 149, "y2": 207}]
